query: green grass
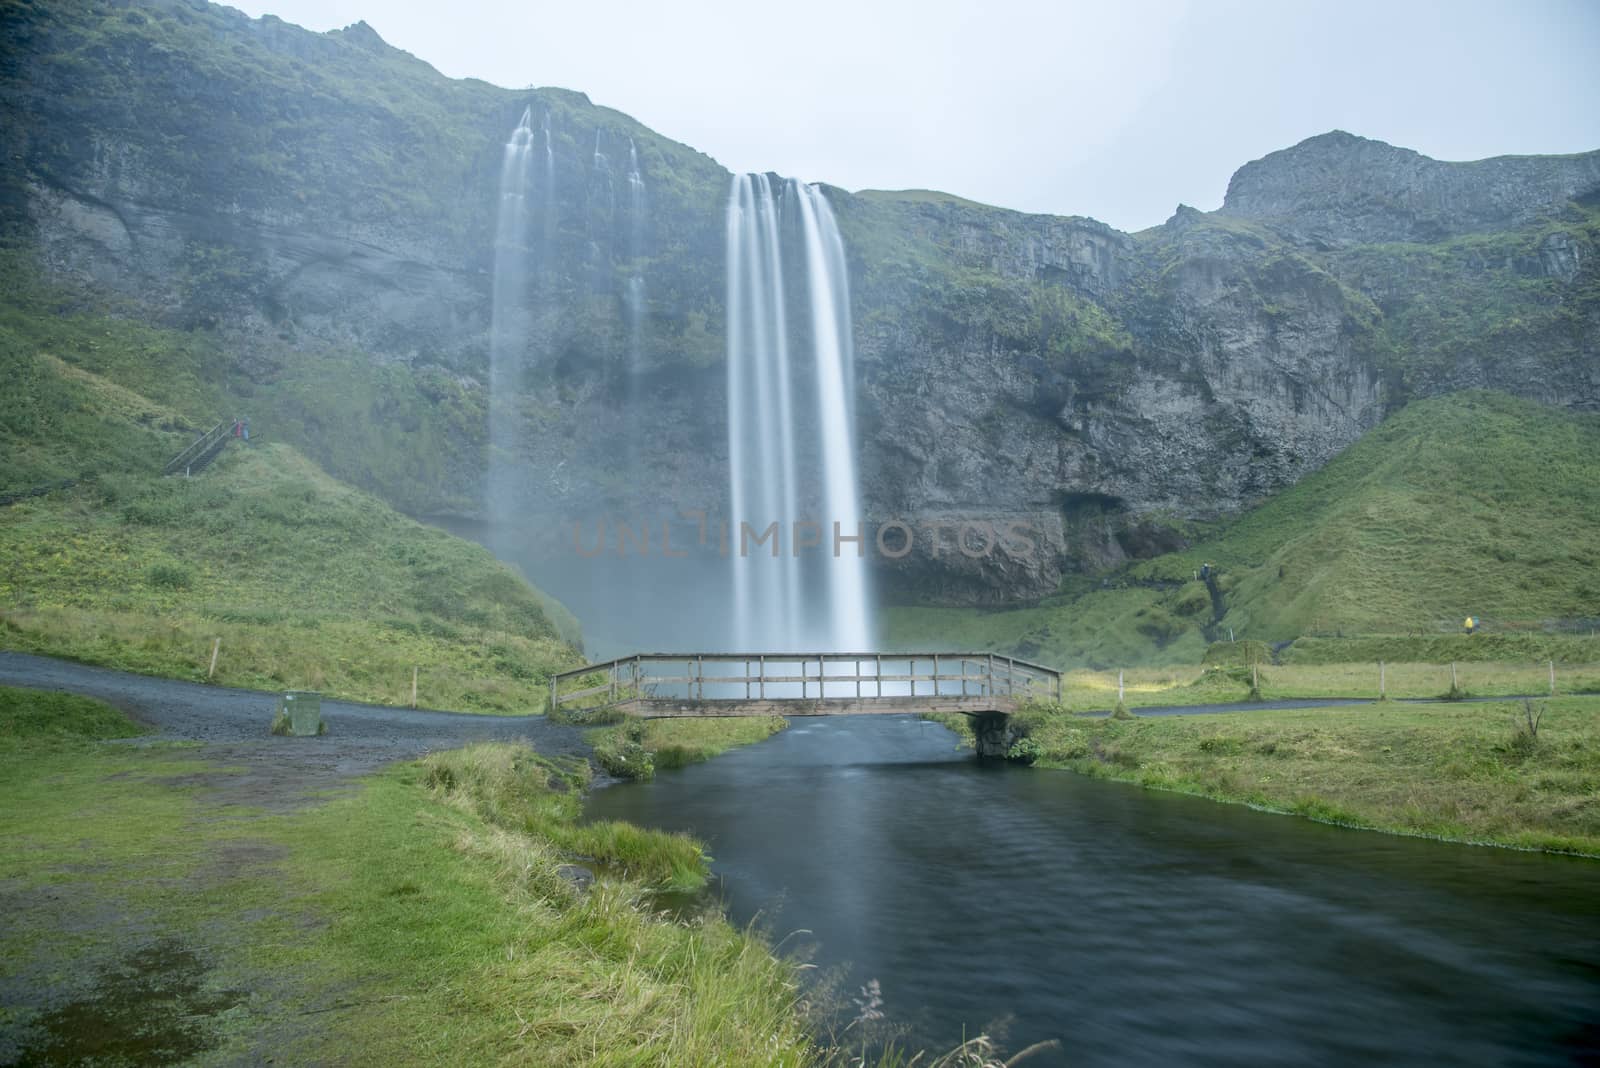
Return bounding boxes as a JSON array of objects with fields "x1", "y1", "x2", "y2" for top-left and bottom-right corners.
[
  {"x1": 989, "y1": 697, "x2": 1600, "y2": 855},
  {"x1": 1046, "y1": 657, "x2": 1600, "y2": 711},
  {"x1": 885, "y1": 586, "x2": 1210, "y2": 670},
  {"x1": 850, "y1": 188, "x2": 1003, "y2": 210},
  {"x1": 1281, "y1": 633, "x2": 1600, "y2": 665},
  {"x1": 0, "y1": 250, "x2": 491, "y2": 516},
  {"x1": 420, "y1": 742, "x2": 710, "y2": 888},
  {"x1": 0, "y1": 684, "x2": 147, "y2": 746},
  {"x1": 587, "y1": 715, "x2": 789, "y2": 779},
  {"x1": 0, "y1": 689, "x2": 821, "y2": 1064},
  {"x1": 0, "y1": 340, "x2": 580, "y2": 709},
  {"x1": 888, "y1": 392, "x2": 1600, "y2": 667}
]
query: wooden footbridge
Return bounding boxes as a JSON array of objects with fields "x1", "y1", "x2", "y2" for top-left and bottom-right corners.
[{"x1": 550, "y1": 653, "x2": 1063, "y2": 756}]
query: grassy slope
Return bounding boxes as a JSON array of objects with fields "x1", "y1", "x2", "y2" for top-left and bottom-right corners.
[
  {"x1": 0, "y1": 252, "x2": 492, "y2": 516},
  {"x1": 0, "y1": 688, "x2": 818, "y2": 1064},
  {"x1": 992, "y1": 697, "x2": 1600, "y2": 856},
  {"x1": 0, "y1": 343, "x2": 580, "y2": 710},
  {"x1": 887, "y1": 391, "x2": 1600, "y2": 667}
]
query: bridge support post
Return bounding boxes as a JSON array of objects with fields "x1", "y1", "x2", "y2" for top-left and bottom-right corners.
[{"x1": 973, "y1": 712, "x2": 1013, "y2": 760}]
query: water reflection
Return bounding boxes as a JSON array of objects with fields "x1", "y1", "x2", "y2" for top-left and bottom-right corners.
[{"x1": 584, "y1": 716, "x2": 1600, "y2": 1065}]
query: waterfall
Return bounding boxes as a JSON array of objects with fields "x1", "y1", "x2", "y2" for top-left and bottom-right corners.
[
  {"x1": 625, "y1": 138, "x2": 646, "y2": 380},
  {"x1": 488, "y1": 106, "x2": 537, "y2": 531},
  {"x1": 540, "y1": 110, "x2": 556, "y2": 246},
  {"x1": 726, "y1": 175, "x2": 873, "y2": 652}
]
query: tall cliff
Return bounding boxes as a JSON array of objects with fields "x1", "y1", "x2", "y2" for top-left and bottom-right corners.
[{"x1": 3, "y1": 0, "x2": 1597, "y2": 610}]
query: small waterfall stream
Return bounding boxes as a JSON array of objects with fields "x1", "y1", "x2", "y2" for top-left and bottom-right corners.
[
  {"x1": 625, "y1": 138, "x2": 647, "y2": 380},
  {"x1": 487, "y1": 107, "x2": 538, "y2": 533}
]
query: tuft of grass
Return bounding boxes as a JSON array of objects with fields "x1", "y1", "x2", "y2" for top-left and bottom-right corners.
[
  {"x1": 420, "y1": 742, "x2": 708, "y2": 888},
  {"x1": 588, "y1": 715, "x2": 788, "y2": 777},
  {"x1": 0, "y1": 685, "x2": 146, "y2": 748}
]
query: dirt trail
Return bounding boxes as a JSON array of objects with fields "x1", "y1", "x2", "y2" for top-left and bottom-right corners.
[{"x1": 0, "y1": 651, "x2": 592, "y2": 810}]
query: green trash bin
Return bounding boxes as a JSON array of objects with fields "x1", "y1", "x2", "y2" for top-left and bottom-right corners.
[{"x1": 273, "y1": 691, "x2": 323, "y2": 736}]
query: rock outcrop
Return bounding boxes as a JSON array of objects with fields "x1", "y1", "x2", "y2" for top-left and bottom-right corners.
[{"x1": 1221, "y1": 130, "x2": 1600, "y2": 245}]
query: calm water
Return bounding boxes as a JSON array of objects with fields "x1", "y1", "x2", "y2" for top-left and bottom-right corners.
[{"x1": 583, "y1": 716, "x2": 1600, "y2": 1066}]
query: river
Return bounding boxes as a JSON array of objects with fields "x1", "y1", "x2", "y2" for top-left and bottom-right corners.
[{"x1": 583, "y1": 715, "x2": 1600, "y2": 1065}]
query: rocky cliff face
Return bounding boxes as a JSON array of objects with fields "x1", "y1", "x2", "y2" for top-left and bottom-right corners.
[
  {"x1": 1220, "y1": 130, "x2": 1600, "y2": 245},
  {"x1": 4, "y1": 0, "x2": 1597, "y2": 608}
]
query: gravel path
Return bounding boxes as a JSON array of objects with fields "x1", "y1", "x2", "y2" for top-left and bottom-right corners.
[{"x1": 0, "y1": 651, "x2": 594, "y2": 809}]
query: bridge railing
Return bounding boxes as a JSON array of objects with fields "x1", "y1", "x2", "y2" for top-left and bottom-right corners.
[{"x1": 550, "y1": 652, "x2": 1062, "y2": 715}]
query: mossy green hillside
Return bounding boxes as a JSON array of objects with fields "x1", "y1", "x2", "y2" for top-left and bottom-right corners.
[
  {"x1": 0, "y1": 254, "x2": 492, "y2": 516},
  {"x1": 1334, "y1": 202, "x2": 1600, "y2": 400},
  {"x1": 888, "y1": 392, "x2": 1600, "y2": 666},
  {"x1": 0, "y1": 445, "x2": 578, "y2": 709}
]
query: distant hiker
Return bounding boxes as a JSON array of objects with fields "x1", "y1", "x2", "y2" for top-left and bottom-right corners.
[
  {"x1": 232, "y1": 419, "x2": 242, "y2": 438},
  {"x1": 242, "y1": 418, "x2": 250, "y2": 442},
  {"x1": 1464, "y1": 616, "x2": 1477, "y2": 635},
  {"x1": 1200, "y1": 563, "x2": 1212, "y2": 582}
]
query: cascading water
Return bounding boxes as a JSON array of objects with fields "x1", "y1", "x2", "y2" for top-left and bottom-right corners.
[
  {"x1": 540, "y1": 110, "x2": 556, "y2": 246},
  {"x1": 487, "y1": 107, "x2": 538, "y2": 533},
  {"x1": 726, "y1": 174, "x2": 873, "y2": 653},
  {"x1": 625, "y1": 138, "x2": 647, "y2": 377}
]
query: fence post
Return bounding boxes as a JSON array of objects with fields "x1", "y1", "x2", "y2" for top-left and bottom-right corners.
[
  {"x1": 933, "y1": 653, "x2": 940, "y2": 699},
  {"x1": 411, "y1": 665, "x2": 418, "y2": 709},
  {"x1": 1379, "y1": 661, "x2": 1386, "y2": 699},
  {"x1": 1450, "y1": 661, "x2": 1458, "y2": 691},
  {"x1": 1118, "y1": 669, "x2": 1124, "y2": 703},
  {"x1": 548, "y1": 674, "x2": 557, "y2": 716},
  {"x1": 208, "y1": 637, "x2": 221, "y2": 680},
  {"x1": 1550, "y1": 659, "x2": 1556, "y2": 696}
]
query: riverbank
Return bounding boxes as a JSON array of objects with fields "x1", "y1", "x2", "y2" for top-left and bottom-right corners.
[
  {"x1": 0, "y1": 684, "x2": 821, "y2": 1063},
  {"x1": 586, "y1": 716, "x2": 789, "y2": 779},
  {"x1": 952, "y1": 697, "x2": 1600, "y2": 856}
]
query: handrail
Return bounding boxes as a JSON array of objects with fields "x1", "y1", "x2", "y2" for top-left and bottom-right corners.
[
  {"x1": 550, "y1": 651, "x2": 1063, "y2": 713},
  {"x1": 550, "y1": 651, "x2": 1063, "y2": 683},
  {"x1": 163, "y1": 419, "x2": 233, "y2": 477}
]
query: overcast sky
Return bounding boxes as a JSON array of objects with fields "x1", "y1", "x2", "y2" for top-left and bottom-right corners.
[{"x1": 229, "y1": 0, "x2": 1600, "y2": 233}]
